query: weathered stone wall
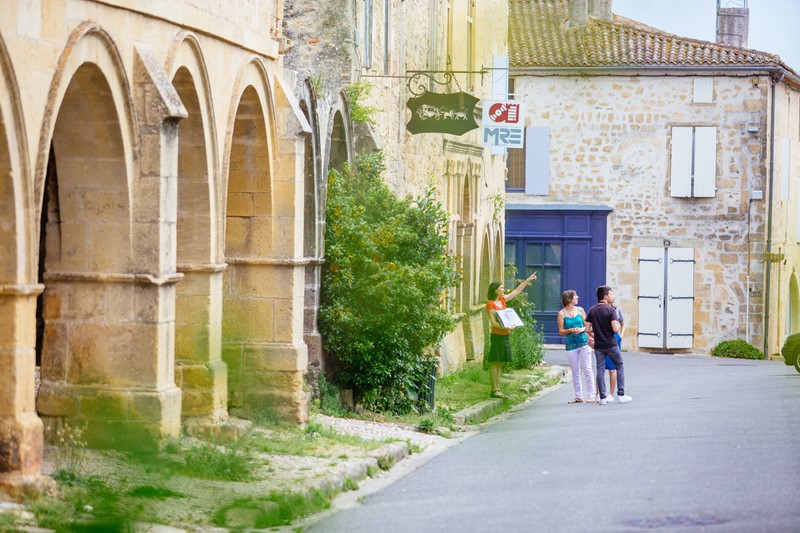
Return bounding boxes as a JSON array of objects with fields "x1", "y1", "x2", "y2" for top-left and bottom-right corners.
[
  {"x1": 0, "y1": 0, "x2": 310, "y2": 493},
  {"x1": 283, "y1": 0, "x2": 510, "y2": 374},
  {"x1": 762, "y1": 81, "x2": 800, "y2": 355},
  {"x1": 511, "y1": 74, "x2": 773, "y2": 353}
]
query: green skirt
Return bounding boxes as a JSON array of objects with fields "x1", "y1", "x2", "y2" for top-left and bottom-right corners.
[{"x1": 487, "y1": 333, "x2": 513, "y2": 363}]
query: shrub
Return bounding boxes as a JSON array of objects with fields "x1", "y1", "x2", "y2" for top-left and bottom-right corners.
[
  {"x1": 320, "y1": 152, "x2": 458, "y2": 413},
  {"x1": 711, "y1": 339, "x2": 763, "y2": 360},
  {"x1": 506, "y1": 289, "x2": 546, "y2": 369}
]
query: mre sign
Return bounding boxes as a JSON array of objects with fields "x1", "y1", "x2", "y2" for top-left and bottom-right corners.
[{"x1": 481, "y1": 100, "x2": 524, "y2": 148}]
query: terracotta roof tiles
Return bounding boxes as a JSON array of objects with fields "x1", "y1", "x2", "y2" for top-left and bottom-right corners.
[{"x1": 509, "y1": 0, "x2": 789, "y2": 71}]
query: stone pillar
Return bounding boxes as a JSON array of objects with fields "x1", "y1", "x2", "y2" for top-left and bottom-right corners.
[
  {"x1": 36, "y1": 274, "x2": 184, "y2": 451},
  {"x1": 174, "y1": 264, "x2": 228, "y2": 422},
  {"x1": 222, "y1": 260, "x2": 309, "y2": 423},
  {"x1": 0, "y1": 284, "x2": 54, "y2": 499}
]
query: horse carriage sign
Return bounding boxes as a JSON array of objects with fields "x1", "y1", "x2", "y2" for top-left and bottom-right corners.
[{"x1": 405, "y1": 91, "x2": 479, "y2": 135}]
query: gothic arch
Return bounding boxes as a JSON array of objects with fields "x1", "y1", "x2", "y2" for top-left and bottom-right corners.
[
  {"x1": 166, "y1": 33, "x2": 220, "y2": 263},
  {"x1": 327, "y1": 91, "x2": 354, "y2": 174},
  {"x1": 166, "y1": 34, "x2": 228, "y2": 421},
  {"x1": 222, "y1": 60, "x2": 277, "y2": 255},
  {"x1": 34, "y1": 23, "x2": 136, "y2": 246},
  {"x1": 0, "y1": 32, "x2": 30, "y2": 284}
]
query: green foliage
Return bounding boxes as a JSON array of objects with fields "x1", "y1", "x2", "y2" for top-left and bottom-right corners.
[
  {"x1": 180, "y1": 441, "x2": 254, "y2": 482},
  {"x1": 417, "y1": 418, "x2": 435, "y2": 434},
  {"x1": 712, "y1": 339, "x2": 764, "y2": 360},
  {"x1": 506, "y1": 289, "x2": 546, "y2": 369},
  {"x1": 345, "y1": 81, "x2": 380, "y2": 123},
  {"x1": 320, "y1": 152, "x2": 458, "y2": 413}
]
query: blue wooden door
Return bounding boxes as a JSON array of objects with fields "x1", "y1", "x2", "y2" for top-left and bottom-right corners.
[{"x1": 505, "y1": 207, "x2": 609, "y2": 344}]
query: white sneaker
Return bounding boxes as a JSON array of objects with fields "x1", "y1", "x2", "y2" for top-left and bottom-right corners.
[
  {"x1": 607, "y1": 396, "x2": 615, "y2": 403},
  {"x1": 617, "y1": 395, "x2": 633, "y2": 403},
  {"x1": 599, "y1": 397, "x2": 608, "y2": 405}
]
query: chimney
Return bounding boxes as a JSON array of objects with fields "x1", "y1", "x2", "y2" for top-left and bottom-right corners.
[
  {"x1": 716, "y1": 0, "x2": 749, "y2": 48},
  {"x1": 589, "y1": 0, "x2": 613, "y2": 21},
  {"x1": 568, "y1": 0, "x2": 588, "y2": 28}
]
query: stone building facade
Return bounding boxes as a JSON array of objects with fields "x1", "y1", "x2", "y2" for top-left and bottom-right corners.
[
  {"x1": 506, "y1": 0, "x2": 800, "y2": 356},
  {"x1": 0, "y1": 0, "x2": 321, "y2": 496},
  {"x1": 284, "y1": 0, "x2": 511, "y2": 374}
]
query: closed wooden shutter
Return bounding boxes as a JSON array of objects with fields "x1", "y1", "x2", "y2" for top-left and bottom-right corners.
[
  {"x1": 491, "y1": 55, "x2": 509, "y2": 156},
  {"x1": 693, "y1": 78, "x2": 713, "y2": 103},
  {"x1": 637, "y1": 247, "x2": 665, "y2": 348},
  {"x1": 525, "y1": 126, "x2": 550, "y2": 196},
  {"x1": 665, "y1": 248, "x2": 695, "y2": 349},
  {"x1": 693, "y1": 127, "x2": 717, "y2": 197},
  {"x1": 670, "y1": 127, "x2": 693, "y2": 197}
]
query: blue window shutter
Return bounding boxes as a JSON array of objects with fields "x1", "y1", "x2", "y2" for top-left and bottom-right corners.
[{"x1": 525, "y1": 126, "x2": 549, "y2": 196}]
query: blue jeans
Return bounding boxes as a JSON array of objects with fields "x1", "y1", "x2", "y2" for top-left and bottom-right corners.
[{"x1": 595, "y1": 346, "x2": 624, "y2": 399}]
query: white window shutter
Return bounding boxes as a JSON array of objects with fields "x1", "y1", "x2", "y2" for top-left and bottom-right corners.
[
  {"x1": 693, "y1": 78, "x2": 713, "y2": 103},
  {"x1": 665, "y1": 248, "x2": 694, "y2": 349},
  {"x1": 491, "y1": 55, "x2": 509, "y2": 156},
  {"x1": 525, "y1": 126, "x2": 550, "y2": 196},
  {"x1": 670, "y1": 127, "x2": 693, "y2": 197},
  {"x1": 638, "y1": 247, "x2": 665, "y2": 348},
  {"x1": 693, "y1": 127, "x2": 717, "y2": 197},
  {"x1": 781, "y1": 138, "x2": 791, "y2": 201}
]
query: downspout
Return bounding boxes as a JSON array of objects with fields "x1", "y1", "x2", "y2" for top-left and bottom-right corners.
[{"x1": 763, "y1": 71, "x2": 784, "y2": 358}]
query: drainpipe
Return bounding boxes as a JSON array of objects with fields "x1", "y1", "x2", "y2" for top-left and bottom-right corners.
[{"x1": 763, "y1": 71, "x2": 784, "y2": 359}]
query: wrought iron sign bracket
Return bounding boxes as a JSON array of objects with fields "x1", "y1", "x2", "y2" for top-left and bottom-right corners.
[{"x1": 360, "y1": 68, "x2": 492, "y2": 96}]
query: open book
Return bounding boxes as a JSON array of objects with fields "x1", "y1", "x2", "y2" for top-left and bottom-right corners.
[{"x1": 495, "y1": 308, "x2": 524, "y2": 329}]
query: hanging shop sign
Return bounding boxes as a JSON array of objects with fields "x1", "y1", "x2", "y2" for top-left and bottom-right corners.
[
  {"x1": 406, "y1": 91, "x2": 479, "y2": 135},
  {"x1": 481, "y1": 100, "x2": 524, "y2": 148}
]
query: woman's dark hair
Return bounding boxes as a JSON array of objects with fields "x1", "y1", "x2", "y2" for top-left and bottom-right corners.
[
  {"x1": 561, "y1": 290, "x2": 576, "y2": 308},
  {"x1": 487, "y1": 281, "x2": 502, "y2": 300},
  {"x1": 596, "y1": 285, "x2": 612, "y2": 302}
]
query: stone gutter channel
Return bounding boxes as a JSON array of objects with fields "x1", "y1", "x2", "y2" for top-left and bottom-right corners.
[{"x1": 2, "y1": 365, "x2": 567, "y2": 532}]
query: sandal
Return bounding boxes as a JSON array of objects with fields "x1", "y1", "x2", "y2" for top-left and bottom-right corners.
[
  {"x1": 567, "y1": 398, "x2": 583, "y2": 404},
  {"x1": 490, "y1": 390, "x2": 508, "y2": 399}
]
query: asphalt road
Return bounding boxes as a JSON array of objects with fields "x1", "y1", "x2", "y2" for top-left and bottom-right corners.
[{"x1": 306, "y1": 350, "x2": 800, "y2": 533}]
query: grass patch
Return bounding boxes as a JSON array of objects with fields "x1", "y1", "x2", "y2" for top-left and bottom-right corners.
[
  {"x1": 128, "y1": 485, "x2": 187, "y2": 499},
  {"x1": 248, "y1": 422, "x2": 388, "y2": 457},
  {"x1": 180, "y1": 441, "x2": 254, "y2": 481}
]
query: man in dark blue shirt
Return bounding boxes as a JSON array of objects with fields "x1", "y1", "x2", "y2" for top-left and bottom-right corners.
[{"x1": 585, "y1": 285, "x2": 632, "y2": 405}]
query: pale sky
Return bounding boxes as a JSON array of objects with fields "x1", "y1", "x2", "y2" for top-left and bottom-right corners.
[{"x1": 612, "y1": 0, "x2": 800, "y2": 72}]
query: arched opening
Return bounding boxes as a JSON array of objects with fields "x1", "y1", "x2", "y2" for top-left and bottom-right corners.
[
  {"x1": 329, "y1": 111, "x2": 348, "y2": 172},
  {"x1": 39, "y1": 63, "x2": 131, "y2": 387},
  {"x1": 172, "y1": 65, "x2": 226, "y2": 420},
  {"x1": 222, "y1": 84, "x2": 275, "y2": 414},
  {"x1": 225, "y1": 86, "x2": 272, "y2": 259},
  {"x1": 480, "y1": 233, "x2": 492, "y2": 302},
  {"x1": 0, "y1": 111, "x2": 15, "y2": 283},
  {"x1": 457, "y1": 175, "x2": 473, "y2": 311}
]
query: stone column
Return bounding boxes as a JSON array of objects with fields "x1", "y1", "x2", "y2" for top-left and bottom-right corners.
[
  {"x1": 0, "y1": 284, "x2": 54, "y2": 499},
  {"x1": 174, "y1": 263, "x2": 228, "y2": 424}
]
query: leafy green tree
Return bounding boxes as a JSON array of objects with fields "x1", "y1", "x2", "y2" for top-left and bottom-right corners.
[{"x1": 319, "y1": 152, "x2": 458, "y2": 413}]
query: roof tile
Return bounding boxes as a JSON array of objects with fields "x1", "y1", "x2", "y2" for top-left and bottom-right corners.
[{"x1": 509, "y1": 0, "x2": 788, "y2": 71}]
